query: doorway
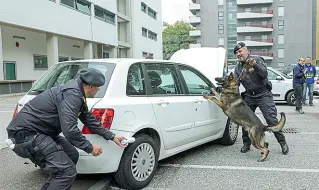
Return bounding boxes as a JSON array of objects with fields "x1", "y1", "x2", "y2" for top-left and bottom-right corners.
[{"x1": 3, "y1": 61, "x2": 16, "y2": 80}]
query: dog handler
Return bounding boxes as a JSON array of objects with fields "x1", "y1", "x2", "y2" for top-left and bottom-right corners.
[
  {"x1": 233, "y1": 42, "x2": 289, "y2": 155},
  {"x1": 6, "y1": 68, "x2": 127, "y2": 190}
]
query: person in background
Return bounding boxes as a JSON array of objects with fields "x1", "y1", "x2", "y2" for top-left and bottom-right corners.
[
  {"x1": 302, "y1": 57, "x2": 316, "y2": 106},
  {"x1": 293, "y1": 58, "x2": 306, "y2": 114}
]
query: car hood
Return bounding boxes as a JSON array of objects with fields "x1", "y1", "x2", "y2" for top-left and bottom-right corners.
[{"x1": 169, "y1": 47, "x2": 227, "y2": 86}]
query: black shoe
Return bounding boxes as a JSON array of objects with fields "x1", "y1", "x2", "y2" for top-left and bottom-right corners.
[
  {"x1": 280, "y1": 142, "x2": 289, "y2": 155},
  {"x1": 240, "y1": 145, "x2": 250, "y2": 153}
]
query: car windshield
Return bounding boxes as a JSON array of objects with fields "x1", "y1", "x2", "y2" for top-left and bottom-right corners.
[{"x1": 28, "y1": 61, "x2": 116, "y2": 98}]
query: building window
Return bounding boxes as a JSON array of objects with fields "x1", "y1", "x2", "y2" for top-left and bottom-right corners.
[
  {"x1": 94, "y1": 6, "x2": 115, "y2": 24},
  {"x1": 34, "y1": 55, "x2": 48, "y2": 69},
  {"x1": 245, "y1": 36, "x2": 251, "y2": 40},
  {"x1": 141, "y1": 2, "x2": 146, "y2": 12},
  {"x1": 218, "y1": 25, "x2": 224, "y2": 34},
  {"x1": 278, "y1": 35, "x2": 284, "y2": 44},
  {"x1": 279, "y1": 0, "x2": 284, "y2": 2},
  {"x1": 61, "y1": 0, "x2": 91, "y2": 15},
  {"x1": 278, "y1": 20, "x2": 284, "y2": 30},
  {"x1": 278, "y1": 7, "x2": 284, "y2": 16},
  {"x1": 278, "y1": 62, "x2": 285, "y2": 67},
  {"x1": 148, "y1": 30, "x2": 157, "y2": 41},
  {"x1": 218, "y1": 0, "x2": 223, "y2": 6},
  {"x1": 278, "y1": 49, "x2": 284, "y2": 58},
  {"x1": 245, "y1": 22, "x2": 251, "y2": 26},
  {"x1": 142, "y1": 28, "x2": 147, "y2": 37},
  {"x1": 218, "y1": 38, "x2": 224, "y2": 46},
  {"x1": 148, "y1": 7, "x2": 157, "y2": 19},
  {"x1": 218, "y1": 12, "x2": 224, "y2": 21},
  {"x1": 245, "y1": 8, "x2": 251, "y2": 12}
]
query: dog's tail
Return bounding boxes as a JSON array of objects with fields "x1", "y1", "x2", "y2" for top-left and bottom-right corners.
[{"x1": 264, "y1": 112, "x2": 286, "y2": 132}]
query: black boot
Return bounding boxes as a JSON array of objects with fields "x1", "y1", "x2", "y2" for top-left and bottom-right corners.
[
  {"x1": 280, "y1": 142, "x2": 289, "y2": 155},
  {"x1": 240, "y1": 145, "x2": 250, "y2": 153}
]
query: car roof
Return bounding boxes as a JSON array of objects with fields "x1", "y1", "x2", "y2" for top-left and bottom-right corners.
[{"x1": 56, "y1": 58, "x2": 174, "y2": 65}]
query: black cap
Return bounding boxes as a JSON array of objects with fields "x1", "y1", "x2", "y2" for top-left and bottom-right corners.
[
  {"x1": 234, "y1": 42, "x2": 246, "y2": 54},
  {"x1": 79, "y1": 68, "x2": 105, "y2": 87}
]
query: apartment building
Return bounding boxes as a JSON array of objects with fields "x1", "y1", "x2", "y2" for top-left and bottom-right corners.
[
  {"x1": 189, "y1": 0, "x2": 316, "y2": 67},
  {"x1": 0, "y1": 0, "x2": 162, "y2": 81}
]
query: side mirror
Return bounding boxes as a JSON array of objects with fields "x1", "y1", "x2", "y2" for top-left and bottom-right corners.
[
  {"x1": 276, "y1": 76, "x2": 284, "y2": 80},
  {"x1": 216, "y1": 86, "x2": 223, "y2": 93}
]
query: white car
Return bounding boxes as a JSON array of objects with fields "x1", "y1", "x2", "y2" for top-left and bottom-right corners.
[
  {"x1": 232, "y1": 67, "x2": 296, "y2": 105},
  {"x1": 12, "y1": 48, "x2": 238, "y2": 189}
]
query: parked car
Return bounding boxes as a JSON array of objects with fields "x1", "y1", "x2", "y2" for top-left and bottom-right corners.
[
  {"x1": 235, "y1": 67, "x2": 296, "y2": 105},
  {"x1": 12, "y1": 49, "x2": 238, "y2": 189},
  {"x1": 312, "y1": 67, "x2": 319, "y2": 96}
]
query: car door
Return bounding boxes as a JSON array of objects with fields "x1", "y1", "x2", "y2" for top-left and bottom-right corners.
[
  {"x1": 146, "y1": 62, "x2": 196, "y2": 150},
  {"x1": 268, "y1": 69, "x2": 287, "y2": 100},
  {"x1": 177, "y1": 64, "x2": 226, "y2": 140}
]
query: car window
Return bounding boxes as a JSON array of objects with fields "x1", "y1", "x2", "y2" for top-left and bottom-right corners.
[
  {"x1": 268, "y1": 70, "x2": 279, "y2": 80},
  {"x1": 145, "y1": 63, "x2": 182, "y2": 95},
  {"x1": 126, "y1": 63, "x2": 146, "y2": 96},
  {"x1": 178, "y1": 65, "x2": 211, "y2": 95},
  {"x1": 28, "y1": 62, "x2": 115, "y2": 98}
]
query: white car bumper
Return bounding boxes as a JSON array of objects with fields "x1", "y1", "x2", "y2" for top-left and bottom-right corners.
[{"x1": 76, "y1": 131, "x2": 135, "y2": 174}]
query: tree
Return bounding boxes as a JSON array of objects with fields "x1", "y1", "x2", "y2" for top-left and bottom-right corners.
[{"x1": 162, "y1": 21, "x2": 196, "y2": 60}]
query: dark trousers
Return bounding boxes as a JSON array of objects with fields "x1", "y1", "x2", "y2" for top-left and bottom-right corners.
[
  {"x1": 242, "y1": 92, "x2": 286, "y2": 146},
  {"x1": 293, "y1": 83, "x2": 304, "y2": 110},
  {"x1": 36, "y1": 135, "x2": 79, "y2": 190}
]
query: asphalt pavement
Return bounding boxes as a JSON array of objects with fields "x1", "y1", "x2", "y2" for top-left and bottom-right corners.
[{"x1": 1, "y1": 94, "x2": 319, "y2": 189}]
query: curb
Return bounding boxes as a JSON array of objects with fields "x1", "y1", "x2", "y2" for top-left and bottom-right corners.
[{"x1": 0, "y1": 93, "x2": 25, "y2": 99}]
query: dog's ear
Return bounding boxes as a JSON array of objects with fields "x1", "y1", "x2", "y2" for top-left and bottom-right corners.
[{"x1": 229, "y1": 72, "x2": 234, "y2": 79}]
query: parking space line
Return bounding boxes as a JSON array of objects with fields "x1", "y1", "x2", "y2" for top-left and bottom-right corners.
[
  {"x1": 160, "y1": 164, "x2": 319, "y2": 173},
  {"x1": 88, "y1": 178, "x2": 111, "y2": 190}
]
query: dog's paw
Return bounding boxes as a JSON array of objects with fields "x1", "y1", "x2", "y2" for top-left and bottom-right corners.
[{"x1": 203, "y1": 94, "x2": 210, "y2": 99}]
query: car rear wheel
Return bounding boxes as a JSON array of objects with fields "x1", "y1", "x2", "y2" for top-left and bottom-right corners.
[
  {"x1": 114, "y1": 134, "x2": 159, "y2": 190},
  {"x1": 286, "y1": 91, "x2": 296, "y2": 106},
  {"x1": 219, "y1": 117, "x2": 238, "y2": 146}
]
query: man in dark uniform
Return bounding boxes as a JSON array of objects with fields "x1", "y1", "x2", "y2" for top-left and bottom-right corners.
[
  {"x1": 6, "y1": 68, "x2": 127, "y2": 190},
  {"x1": 233, "y1": 42, "x2": 289, "y2": 155}
]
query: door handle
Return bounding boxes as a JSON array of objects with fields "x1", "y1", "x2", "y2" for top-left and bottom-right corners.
[
  {"x1": 194, "y1": 99, "x2": 203, "y2": 103},
  {"x1": 157, "y1": 101, "x2": 169, "y2": 105}
]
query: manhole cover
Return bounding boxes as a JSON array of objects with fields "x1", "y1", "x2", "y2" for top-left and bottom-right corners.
[
  {"x1": 268, "y1": 128, "x2": 299, "y2": 134},
  {"x1": 282, "y1": 128, "x2": 299, "y2": 134}
]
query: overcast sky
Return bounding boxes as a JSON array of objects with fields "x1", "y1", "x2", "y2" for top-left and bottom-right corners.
[{"x1": 161, "y1": 0, "x2": 192, "y2": 24}]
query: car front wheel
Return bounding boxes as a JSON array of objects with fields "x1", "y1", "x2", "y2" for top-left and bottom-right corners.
[
  {"x1": 114, "y1": 134, "x2": 159, "y2": 190},
  {"x1": 219, "y1": 117, "x2": 238, "y2": 146}
]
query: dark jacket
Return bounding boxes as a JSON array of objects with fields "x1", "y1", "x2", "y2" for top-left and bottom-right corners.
[
  {"x1": 234, "y1": 55, "x2": 269, "y2": 97},
  {"x1": 293, "y1": 63, "x2": 305, "y2": 84},
  {"x1": 6, "y1": 78, "x2": 115, "y2": 154}
]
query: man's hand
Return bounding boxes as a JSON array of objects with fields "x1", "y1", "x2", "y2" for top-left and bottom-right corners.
[
  {"x1": 303, "y1": 69, "x2": 307, "y2": 74},
  {"x1": 247, "y1": 58, "x2": 256, "y2": 67},
  {"x1": 113, "y1": 136, "x2": 128, "y2": 148},
  {"x1": 91, "y1": 144, "x2": 103, "y2": 157}
]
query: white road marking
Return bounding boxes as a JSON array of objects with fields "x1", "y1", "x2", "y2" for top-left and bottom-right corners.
[
  {"x1": 160, "y1": 164, "x2": 319, "y2": 173},
  {"x1": 88, "y1": 178, "x2": 111, "y2": 190}
]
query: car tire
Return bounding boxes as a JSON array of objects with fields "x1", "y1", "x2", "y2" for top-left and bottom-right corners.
[
  {"x1": 286, "y1": 91, "x2": 296, "y2": 106},
  {"x1": 219, "y1": 117, "x2": 238, "y2": 146},
  {"x1": 114, "y1": 134, "x2": 159, "y2": 190}
]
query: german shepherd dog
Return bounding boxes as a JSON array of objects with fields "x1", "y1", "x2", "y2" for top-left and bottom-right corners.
[{"x1": 203, "y1": 72, "x2": 286, "y2": 162}]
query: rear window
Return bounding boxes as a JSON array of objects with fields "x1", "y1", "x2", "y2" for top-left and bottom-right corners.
[{"x1": 28, "y1": 62, "x2": 115, "y2": 98}]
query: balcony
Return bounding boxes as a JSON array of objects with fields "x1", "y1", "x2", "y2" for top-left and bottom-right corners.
[
  {"x1": 237, "y1": 0, "x2": 273, "y2": 5},
  {"x1": 237, "y1": 10, "x2": 273, "y2": 19},
  {"x1": 189, "y1": 29, "x2": 201, "y2": 37},
  {"x1": 239, "y1": 39, "x2": 273, "y2": 46},
  {"x1": 189, "y1": 43, "x2": 202, "y2": 48},
  {"x1": 189, "y1": 16, "x2": 201, "y2": 27},
  {"x1": 250, "y1": 52, "x2": 273, "y2": 60},
  {"x1": 189, "y1": 3, "x2": 200, "y2": 15},
  {"x1": 237, "y1": 24, "x2": 273, "y2": 33}
]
